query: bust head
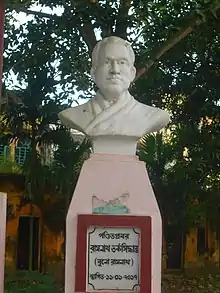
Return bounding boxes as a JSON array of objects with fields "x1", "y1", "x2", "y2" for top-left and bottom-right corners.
[{"x1": 91, "y1": 36, "x2": 136, "y2": 100}]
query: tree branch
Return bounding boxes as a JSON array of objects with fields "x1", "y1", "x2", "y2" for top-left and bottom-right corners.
[
  {"x1": 19, "y1": 8, "x2": 58, "y2": 19},
  {"x1": 79, "y1": 22, "x2": 97, "y2": 53},
  {"x1": 17, "y1": 7, "x2": 97, "y2": 52},
  {"x1": 133, "y1": 17, "x2": 203, "y2": 84},
  {"x1": 115, "y1": 0, "x2": 132, "y2": 39},
  {"x1": 86, "y1": 0, "x2": 114, "y2": 39}
]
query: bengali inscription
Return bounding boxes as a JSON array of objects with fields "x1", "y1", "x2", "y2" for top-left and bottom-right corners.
[{"x1": 87, "y1": 227, "x2": 140, "y2": 291}]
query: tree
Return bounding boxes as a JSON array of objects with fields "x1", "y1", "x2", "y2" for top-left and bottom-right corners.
[
  {"x1": 137, "y1": 132, "x2": 194, "y2": 234},
  {"x1": 44, "y1": 132, "x2": 91, "y2": 234},
  {"x1": 138, "y1": 124, "x2": 220, "y2": 263},
  {"x1": 0, "y1": 68, "x2": 67, "y2": 270}
]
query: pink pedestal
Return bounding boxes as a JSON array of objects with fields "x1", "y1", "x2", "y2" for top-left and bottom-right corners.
[
  {"x1": 0, "y1": 193, "x2": 6, "y2": 293},
  {"x1": 65, "y1": 154, "x2": 162, "y2": 293}
]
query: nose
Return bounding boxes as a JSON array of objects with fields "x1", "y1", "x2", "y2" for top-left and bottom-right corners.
[{"x1": 109, "y1": 61, "x2": 120, "y2": 74}]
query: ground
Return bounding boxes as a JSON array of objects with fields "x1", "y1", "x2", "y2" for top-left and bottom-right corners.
[
  {"x1": 163, "y1": 270, "x2": 220, "y2": 292},
  {"x1": 4, "y1": 269, "x2": 220, "y2": 292}
]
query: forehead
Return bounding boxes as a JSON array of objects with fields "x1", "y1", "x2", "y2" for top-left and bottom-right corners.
[{"x1": 99, "y1": 42, "x2": 131, "y2": 61}]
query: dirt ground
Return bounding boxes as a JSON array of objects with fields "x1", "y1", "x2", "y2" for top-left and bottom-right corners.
[{"x1": 162, "y1": 271, "x2": 220, "y2": 293}]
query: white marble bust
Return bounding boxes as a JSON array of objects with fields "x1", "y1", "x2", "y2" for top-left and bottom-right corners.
[{"x1": 59, "y1": 37, "x2": 170, "y2": 154}]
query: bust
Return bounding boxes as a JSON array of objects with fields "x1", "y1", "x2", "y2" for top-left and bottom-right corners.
[{"x1": 59, "y1": 36, "x2": 170, "y2": 155}]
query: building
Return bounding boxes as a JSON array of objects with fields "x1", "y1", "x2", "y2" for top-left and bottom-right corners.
[{"x1": 163, "y1": 225, "x2": 220, "y2": 270}]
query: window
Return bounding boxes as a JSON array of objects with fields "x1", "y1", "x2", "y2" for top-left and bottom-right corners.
[
  {"x1": 197, "y1": 227, "x2": 207, "y2": 254},
  {"x1": 0, "y1": 145, "x2": 10, "y2": 161},
  {"x1": 15, "y1": 140, "x2": 30, "y2": 165}
]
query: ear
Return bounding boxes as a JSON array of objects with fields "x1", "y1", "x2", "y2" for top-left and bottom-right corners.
[
  {"x1": 130, "y1": 66, "x2": 136, "y2": 82},
  {"x1": 90, "y1": 67, "x2": 96, "y2": 82}
]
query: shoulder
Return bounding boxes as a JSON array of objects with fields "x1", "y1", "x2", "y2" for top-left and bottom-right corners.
[
  {"x1": 61, "y1": 100, "x2": 92, "y2": 115},
  {"x1": 134, "y1": 99, "x2": 169, "y2": 117},
  {"x1": 131, "y1": 99, "x2": 170, "y2": 133},
  {"x1": 58, "y1": 100, "x2": 94, "y2": 131},
  {"x1": 58, "y1": 102, "x2": 89, "y2": 122}
]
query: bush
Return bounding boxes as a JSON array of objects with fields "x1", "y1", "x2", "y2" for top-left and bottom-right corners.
[{"x1": 5, "y1": 271, "x2": 60, "y2": 293}]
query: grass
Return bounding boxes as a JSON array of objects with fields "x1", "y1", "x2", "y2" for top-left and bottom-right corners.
[
  {"x1": 163, "y1": 269, "x2": 220, "y2": 293},
  {"x1": 4, "y1": 271, "x2": 60, "y2": 293},
  {"x1": 0, "y1": 159, "x2": 21, "y2": 174},
  {"x1": 4, "y1": 269, "x2": 220, "y2": 293}
]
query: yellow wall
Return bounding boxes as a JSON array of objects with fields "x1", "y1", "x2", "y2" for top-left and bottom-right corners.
[
  {"x1": 184, "y1": 229, "x2": 198, "y2": 265},
  {"x1": 0, "y1": 178, "x2": 64, "y2": 271},
  {"x1": 182, "y1": 228, "x2": 219, "y2": 269},
  {"x1": 162, "y1": 225, "x2": 219, "y2": 270}
]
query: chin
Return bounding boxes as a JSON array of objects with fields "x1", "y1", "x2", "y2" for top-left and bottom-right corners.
[{"x1": 102, "y1": 86, "x2": 125, "y2": 97}]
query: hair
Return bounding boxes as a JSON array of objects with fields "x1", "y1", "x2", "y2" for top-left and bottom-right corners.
[{"x1": 91, "y1": 36, "x2": 135, "y2": 69}]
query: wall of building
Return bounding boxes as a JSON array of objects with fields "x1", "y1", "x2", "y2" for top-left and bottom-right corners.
[
  {"x1": 184, "y1": 227, "x2": 220, "y2": 269},
  {"x1": 163, "y1": 226, "x2": 220, "y2": 270},
  {"x1": 0, "y1": 177, "x2": 64, "y2": 273}
]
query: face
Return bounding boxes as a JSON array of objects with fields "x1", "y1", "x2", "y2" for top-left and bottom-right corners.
[{"x1": 91, "y1": 42, "x2": 136, "y2": 99}]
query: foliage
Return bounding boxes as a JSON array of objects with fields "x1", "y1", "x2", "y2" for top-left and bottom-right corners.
[
  {"x1": 3, "y1": 1, "x2": 220, "y2": 98},
  {"x1": 134, "y1": 0, "x2": 220, "y2": 233},
  {"x1": 0, "y1": 70, "x2": 63, "y2": 200},
  {"x1": 138, "y1": 133, "x2": 193, "y2": 235},
  {"x1": 138, "y1": 129, "x2": 219, "y2": 237},
  {"x1": 0, "y1": 77, "x2": 91, "y2": 232},
  {"x1": 41, "y1": 133, "x2": 91, "y2": 233},
  {"x1": 4, "y1": 271, "x2": 59, "y2": 293}
]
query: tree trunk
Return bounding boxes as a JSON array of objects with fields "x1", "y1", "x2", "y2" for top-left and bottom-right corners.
[
  {"x1": 28, "y1": 127, "x2": 37, "y2": 271},
  {"x1": 39, "y1": 217, "x2": 44, "y2": 272},
  {"x1": 28, "y1": 184, "x2": 34, "y2": 271},
  {"x1": 0, "y1": 0, "x2": 5, "y2": 110}
]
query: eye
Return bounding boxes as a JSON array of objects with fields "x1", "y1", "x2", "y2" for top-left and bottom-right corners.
[
  {"x1": 105, "y1": 59, "x2": 111, "y2": 64},
  {"x1": 119, "y1": 59, "x2": 128, "y2": 65}
]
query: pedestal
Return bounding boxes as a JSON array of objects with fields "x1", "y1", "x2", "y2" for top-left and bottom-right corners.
[
  {"x1": 65, "y1": 153, "x2": 162, "y2": 293},
  {"x1": 0, "y1": 193, "x2": 6, "y2": 293}
]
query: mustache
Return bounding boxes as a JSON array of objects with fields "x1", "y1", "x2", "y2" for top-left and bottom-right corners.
[{"x1": 107, "y1": 75, "x2": 122, "y2": 80}]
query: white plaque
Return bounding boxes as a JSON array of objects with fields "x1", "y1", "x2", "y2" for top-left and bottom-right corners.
[{"x1": 87, "y1": 227, "x2": 140, "y2": 291}]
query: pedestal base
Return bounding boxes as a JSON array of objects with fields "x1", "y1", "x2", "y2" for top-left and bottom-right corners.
[{"x1": 65, "y1": 154, "x2": 162, "y2": 293}]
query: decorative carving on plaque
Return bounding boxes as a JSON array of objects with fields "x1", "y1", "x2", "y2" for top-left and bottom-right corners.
[{"x1": 92, "y1": 193, "x2": 130, "y2": 214}]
